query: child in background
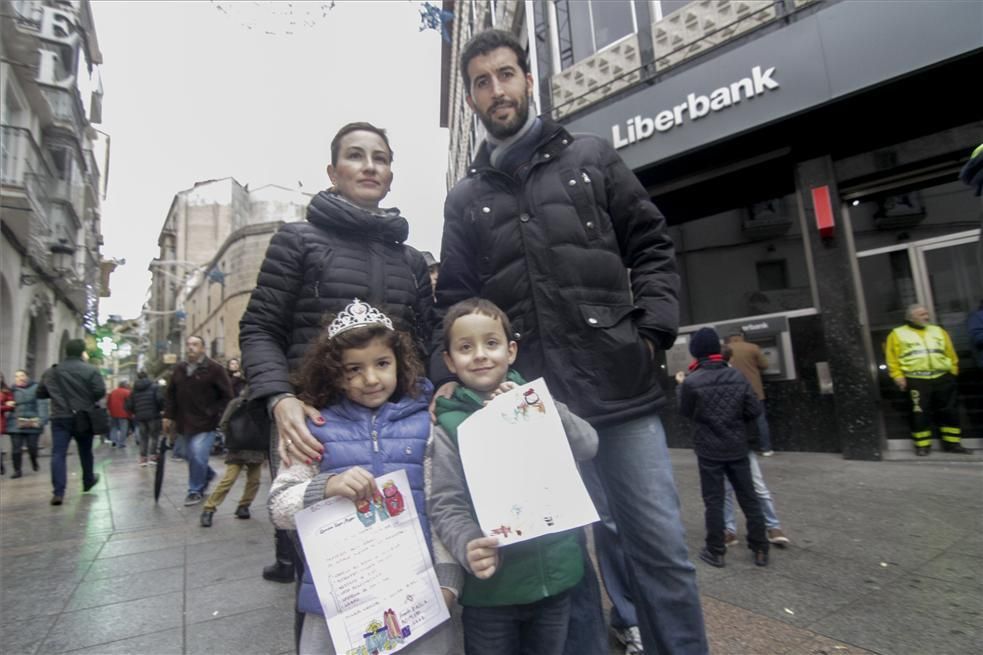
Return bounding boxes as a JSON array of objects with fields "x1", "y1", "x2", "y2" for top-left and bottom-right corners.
[
  {"x1": 267, "y1": 299, "x2": 458, "y2": 655},
  {"x1": 676, "y1": 326, "x2": 769, "y2": 568},
  {"x1": 198, "y1": 382, "x2": 266, "y2": 527},
  {"x1": 429, "y1": 298, "x2": 598, "y2": 655}
]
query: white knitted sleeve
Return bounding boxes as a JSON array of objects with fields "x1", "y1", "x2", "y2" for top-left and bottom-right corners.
[{"x1": 267, "y1": 460, "x2": 320, "y2": 529}]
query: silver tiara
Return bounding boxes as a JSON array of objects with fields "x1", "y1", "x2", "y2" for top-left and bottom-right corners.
[{"x1": 328, "y1": 298, "x2": 394, "y2": 339}]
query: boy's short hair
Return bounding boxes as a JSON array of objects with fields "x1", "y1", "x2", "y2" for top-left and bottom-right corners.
[
  {"x1": 442, "y1": 298, "x2": 514, "y2": 351},
  {"x1": 460, "y1": 29, "x2": 529, "y2": 92}
]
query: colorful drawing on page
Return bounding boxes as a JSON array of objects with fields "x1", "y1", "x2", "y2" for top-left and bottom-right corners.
[
  {"x1": 383, "y1": 481, "x2": 405, "y2": 517},
  {"x1": 355, "y1": 498, "x2": 375, "y2": 527},
  {"x1": 499, "y1": 386, "x2": 547, "y2": 425},
  {"x1": 373, "y1": 488, "x2": 390, "y2": 522},
  {"x1": 347, "y1": 609, "x2": 411, "y2": 655}
]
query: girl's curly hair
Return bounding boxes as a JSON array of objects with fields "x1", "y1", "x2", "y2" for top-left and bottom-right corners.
[{"x1": 292, "y1": 321, "x2": 424, "y2": 409}]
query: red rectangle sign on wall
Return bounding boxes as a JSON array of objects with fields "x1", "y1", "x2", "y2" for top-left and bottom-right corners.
[{"x1": 811, "y1": 185, "x2": 835, "y2": 239}]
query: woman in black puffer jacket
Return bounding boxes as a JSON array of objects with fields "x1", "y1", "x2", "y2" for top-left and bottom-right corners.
[{"x1": 238, "y1": 122, "x2": 433, "y2": 585}]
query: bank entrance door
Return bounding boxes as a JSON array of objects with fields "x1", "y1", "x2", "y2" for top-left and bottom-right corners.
[{"x1": 857, "y1": 230, "x2": 982, "y2": 443}]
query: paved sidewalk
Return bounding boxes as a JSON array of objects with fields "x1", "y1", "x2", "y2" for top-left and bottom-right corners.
[{"x1": 1, "y1": 441, "x2": 981, "y2": 654}]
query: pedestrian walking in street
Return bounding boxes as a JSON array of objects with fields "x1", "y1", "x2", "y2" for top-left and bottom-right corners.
[
  {"x1": 268, "y1": 300, "x2": 458, "y2": 653},
  {"x1": 226, "y1": 358, "x2": 246, "y2": 397},
  {"x1": 725, "y1": 331, "x2": 775, "y2": 456},
  {"x1": 239, "y1": 121, "x2": 434, "y2": 586},
  {"x1": 430, "y1": 298, "x2": 598, "y2": 655},
  {"x1": 428, "y1": 29, "x2": 707, "y2": 654},
  {"x1": 7, "y1": 370, "x2": 48, "y2": 478},
  {"x1": 723, "y1": 452, "x2": 791, "y2": 548},
  {"x1": 199, "y1": 382, "x2": 265, "y2": 527},
  {"x1": 677, "y1": 327, "x2": 769, "y2": 568},
  {"x1": 36, "y1": 339, "x2": 105, "y2": 506},
  {"x1": 126, "y1": 371, "x2": 164, "y2": 466},
  {"x1": 885, "y1": 304, "x2": 970, "y2": 456},
  {"x1": 163, "y1": 335, "x2": 234, "y2": 506},
  {"x1": 106, "y1": 380, "x2": 132, "y2": 449},
  {"x1": 1, "y1": 373, "x2": 14, "y2": 476}
]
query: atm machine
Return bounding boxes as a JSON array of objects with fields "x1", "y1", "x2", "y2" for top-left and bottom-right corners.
[{"x1": 669, "y1": 315, "x2": 797, "y2": 381}]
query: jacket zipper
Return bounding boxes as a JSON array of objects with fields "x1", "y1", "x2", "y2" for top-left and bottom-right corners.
[{"x1": 371, "y1": 413, "x2": 379, "y2": 452}]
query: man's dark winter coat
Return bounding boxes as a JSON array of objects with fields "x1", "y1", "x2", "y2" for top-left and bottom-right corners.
[
  {"x1": 126, "y1": 378, "x2": 163, "y2": 422},
  {"x1": 163, "y1": 358, "x2": 233, "y2": 436},
  {"x1": 37, "y1": 357, "x2": 106, "y2": 419},
  {"x1": 432, "y1": 120, "x2": 679, "y2": 427},
  {"x1": 677, "y1": 360, "x2": 762, "y2": 461},
  {"x1": 239, "y1": 191, "x2": 433, "y2": 401}
]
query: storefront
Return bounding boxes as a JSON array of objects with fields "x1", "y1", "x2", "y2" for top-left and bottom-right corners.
[{"x1": 554, "y1": 1, "x2": 982, "y2": 459}]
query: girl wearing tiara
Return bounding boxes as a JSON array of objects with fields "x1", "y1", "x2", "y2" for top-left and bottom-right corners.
[{"x1": 268, "y1": 299, "x2": 459, "y2": 654}]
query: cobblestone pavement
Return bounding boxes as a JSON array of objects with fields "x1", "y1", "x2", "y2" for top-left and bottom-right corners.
[{"x1": 1, "y1": 440, "x2": 980, "y2": 654}]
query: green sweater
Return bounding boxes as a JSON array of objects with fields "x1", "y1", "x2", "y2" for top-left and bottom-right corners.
[{"x1": 430, "y1": 373, "x2": 598, "y2": 607}]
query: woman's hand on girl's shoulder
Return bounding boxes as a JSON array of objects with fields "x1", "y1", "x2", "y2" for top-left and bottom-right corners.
[
  {"x1": 429, "y1": 381, "x2": 458, "y2": 424},
  {"x1": 275, "y1": 397, "x2": 325, "y2": 466}
]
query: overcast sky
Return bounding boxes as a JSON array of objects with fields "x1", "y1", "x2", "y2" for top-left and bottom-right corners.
[{"x1": 93, "y1": 1, "x2": 451, "y2": 320}]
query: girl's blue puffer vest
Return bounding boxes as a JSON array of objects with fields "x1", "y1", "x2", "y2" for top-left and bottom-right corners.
[{"x1": 297, "y1": 379, "x2": 434, "y2": 615}]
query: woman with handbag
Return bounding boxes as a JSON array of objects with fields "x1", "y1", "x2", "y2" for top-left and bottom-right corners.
[
  {"x1": 198, "y1": 384, "x2": 267, "y2": 527},
  {"x1": 8, "y1": 370, "x2": 48, "y2": 478}
]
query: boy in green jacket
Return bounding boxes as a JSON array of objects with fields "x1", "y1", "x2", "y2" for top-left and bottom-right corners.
[{"x1": 429, "y1": 298, "x2": 598, "y2": 655}]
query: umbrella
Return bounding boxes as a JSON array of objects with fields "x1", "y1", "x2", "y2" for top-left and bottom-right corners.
[{"x1": 154, "y1": 437, "x2": 171, "y2": 503}]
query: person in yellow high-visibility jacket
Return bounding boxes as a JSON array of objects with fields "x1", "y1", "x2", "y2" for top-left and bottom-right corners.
[{"x1": 885, "y1": 304, "x2": 970, "y2": 456}]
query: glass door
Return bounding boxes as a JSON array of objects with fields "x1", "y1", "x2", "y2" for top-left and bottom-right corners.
[{"x1": 857, "y1": 230, "x2": 982, "y2": 440}]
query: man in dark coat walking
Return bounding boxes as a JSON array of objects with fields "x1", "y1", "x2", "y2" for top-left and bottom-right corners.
[
  {"x1": 37, "y1": 339, "x2": 105, "y2": 505},
  {"x1": 127, "y1": 371, "x2": 164, "y2": 466},
  {"x1": 431, "y1": 29, "x2": 707, "y2": 655},
  {"x1": 163, "y1": 336, "x2": 233, "y2": 506}
]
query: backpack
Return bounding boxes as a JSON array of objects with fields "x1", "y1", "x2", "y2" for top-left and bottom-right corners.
[{"x1": 220, "y1": 387, "x2": 270, "y2": 453}]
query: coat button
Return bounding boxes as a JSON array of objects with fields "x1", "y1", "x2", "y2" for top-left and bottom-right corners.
[
  {"x1": 544, "y1": 153, "x2": 551, "y2": 159},
  {"x1": 404, "y1": 446, "x2": 413, "y2": 455},
  {"x1": 586, "y1": 221, "x2": 594, "y2": 229},
  {"x1": 562, "y1": 139, "x2": 569, "y2": 145},
  {"x1": 519, "y1": 213, "x2": 530, "y2": 223},
  {"x1": 568, "y1": 179, "x2": 576, "y2": 186},
  {"x1": 588, "y1": 317, "x2": 598, "y2": 325},
  {"x1": 482, "y1": 206, "x2": 491, "y2": 214}
]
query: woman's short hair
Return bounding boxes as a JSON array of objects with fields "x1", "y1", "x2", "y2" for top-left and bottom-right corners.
[{"x1": 330, "y1": 122, "x2": 393, "y2": 166}]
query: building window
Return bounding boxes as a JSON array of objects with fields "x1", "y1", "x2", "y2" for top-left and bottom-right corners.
[
  {"x1": 651, "y1": 0, "x2": 691, "y2": 22},
  {"x1": 756, "y1": 260, "x2": 788, "y2": 292},
  {"x1": 557, "y1": 0, "x2": 637, "y2": 69}
]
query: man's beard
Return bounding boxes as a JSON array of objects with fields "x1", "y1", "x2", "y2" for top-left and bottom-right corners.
[{"x1": 478, "y1": 94, "x2": 530, "y2": 139}]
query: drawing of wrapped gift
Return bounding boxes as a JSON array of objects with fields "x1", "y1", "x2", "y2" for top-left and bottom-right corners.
[
  {"x1": 373, "y1": 489, "x2": 390, "y2": 522},
  {"x1": 384, "y1": 608, "x2": 402, "y2": 639},
  {"x1": 356, "y1": 499, "x2": 376, "y2": 527},
  {"x1": 383, "y1": 481, "x2": 405, "y2": 517}
]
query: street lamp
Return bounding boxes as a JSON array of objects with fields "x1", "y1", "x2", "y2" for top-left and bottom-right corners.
[
  {"x1": 19, "y1": 241, "x2": 78, "y2": 286},
  {"x1": 50, "y1": 241, "x2": 76, "y2": 275}
]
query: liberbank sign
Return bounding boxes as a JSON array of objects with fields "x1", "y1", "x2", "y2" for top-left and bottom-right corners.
[{"x1": 610, "y1": 66, "x2": 780, "y2": 150}]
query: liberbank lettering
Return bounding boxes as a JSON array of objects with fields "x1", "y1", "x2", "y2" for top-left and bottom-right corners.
[{"x1": 611, "y1": 65, "x2": 780, "y2": 150}]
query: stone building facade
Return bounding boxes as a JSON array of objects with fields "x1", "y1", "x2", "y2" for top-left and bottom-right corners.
[
  {"x1": 1, "y1": 0, "x2": 108, "y2": 379},
  {"x1": 144, "y1": 180, "x2": 308, "y2": 373}
]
